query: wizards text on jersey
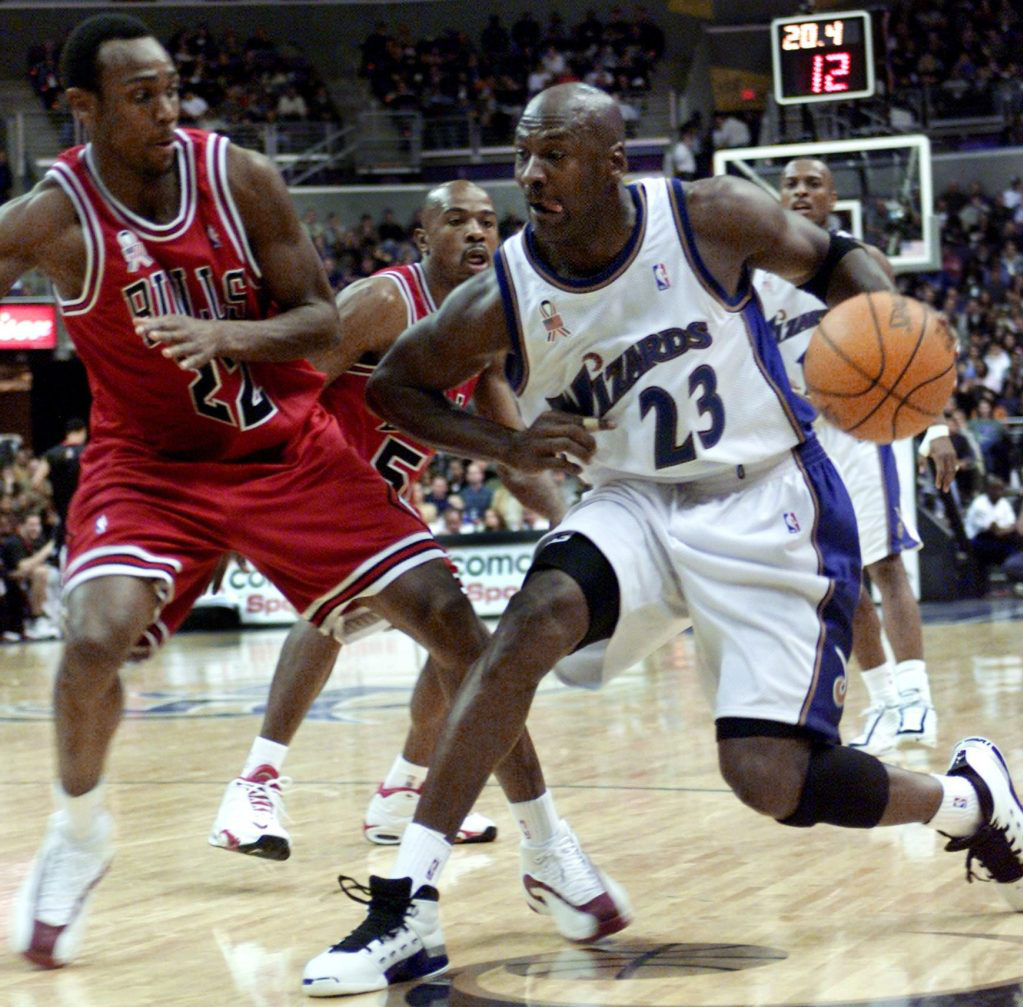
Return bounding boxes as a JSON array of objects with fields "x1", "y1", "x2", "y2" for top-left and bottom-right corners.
[{"x1": 546, "y1": 320, "x2": 712, "y2": 418}]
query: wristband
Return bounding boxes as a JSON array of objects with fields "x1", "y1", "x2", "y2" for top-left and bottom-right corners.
[{"x1": 918, "y1": 424, "x2": 949, "y2": 457}]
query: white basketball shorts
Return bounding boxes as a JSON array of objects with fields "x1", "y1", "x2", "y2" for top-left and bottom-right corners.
[
  {"x1": 540, "y1": 437, "x2": 861, "y2": 742},
  {"x1": 816, "y1": 422, "x2": 920, "y2": 568}
]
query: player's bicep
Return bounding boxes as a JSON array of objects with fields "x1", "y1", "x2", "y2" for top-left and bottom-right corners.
[
  {"x1": 0, "y1": 191, "x2": 52, "y2": 297},
  {"x1": 226, "y1": 146, "x2": 333, "y2": 310},
  {"x1": 746, "y1": 197, "x2": 830, "y2": 285}
]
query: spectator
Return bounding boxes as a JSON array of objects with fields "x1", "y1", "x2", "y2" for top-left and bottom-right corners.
[
  {"x1": 1, "y1": 509, "x2": 58, "y2": 640},
  {"x1": 481, "y1": 507, "x2": 507, "y2": 532},
  {"x1": 179, "y1": 88, "x2": 209, "y2": 125},
  {"x1": 969, "y1": 398, "x2": 1012, "y2": 479},
  {"x1": 965, "y1": 476, "x2": 1023, "y2": 588},
  {"x1": 430, "y1": 496, "x2": 472, "y2": 536},
  {"x1": 711, "y1": 112, "x2": 751, "y2": 150},
  {"x1": 424, "y1": 474, "x2": 451, "y2": 515},
  {"x1": 31, "y1": 418, "x2": 87, "y2": 549},
  {"x1": 458, "y1": 462, "x2": 493, "y2": 525},
  {"x1": 665, "y1": 122, "x2": 698, "y2": 180},
  {"x1": 276, "y1": 84, "x2": 309, "y2": 121}
]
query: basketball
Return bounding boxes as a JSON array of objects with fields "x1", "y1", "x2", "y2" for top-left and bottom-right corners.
[{"x1": 802, "y1": 291, "x2": 957, "y2": 444}]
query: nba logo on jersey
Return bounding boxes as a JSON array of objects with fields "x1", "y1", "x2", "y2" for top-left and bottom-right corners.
[
  {"x1": 207, "y1": 225, "x2": 222, "y2": 249},
  {"x1": 539, "y1": 300, "x2": 571, "y2": 342},
  {"x1": 783, "y1": 511, "x2": 800, "y2": 533},
  {"x1": 652, "y1": 262, "x2": 670, "y2": 290},
  {"x1": 117, "y1": 230, "x2": 154, "y2": 273}
]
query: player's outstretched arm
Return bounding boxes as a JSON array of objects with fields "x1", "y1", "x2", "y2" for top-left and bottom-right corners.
[
  {"x1": 686, "y1": 175, "x2": 894, "y2": 306},
  {"x1": 136, "y1": 144, "x2": 339, "y2": 368},
  {"x1": 367, "y1": 269, "x2": 605, "y2": 474}
]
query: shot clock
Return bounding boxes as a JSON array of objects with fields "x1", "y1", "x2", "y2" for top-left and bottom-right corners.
[{"x1": 771, "y1": 9, "x2": 875, "y2": 105}]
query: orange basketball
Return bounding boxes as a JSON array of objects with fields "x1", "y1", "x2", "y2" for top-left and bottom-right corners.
[{"x1": 803, "y1": 291, "x2": 957, "y2": 444}]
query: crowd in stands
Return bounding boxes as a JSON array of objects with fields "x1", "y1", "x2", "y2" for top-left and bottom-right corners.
[
  {"x1": 886, "y1": 0, "x2": 1022, "y2": 126},
  {"x1": 27, "y1": 25, "x2": 340, "y2": 133},
  {"x1": 358, "y1": 8, "x2": 665, "y2": 144}
]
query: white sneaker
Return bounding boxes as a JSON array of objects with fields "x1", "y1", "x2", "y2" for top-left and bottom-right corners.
[
  {"x1": 303, "y1": 875, "x2": 448, "y2": 996},
  {"x1": 209, "y1": 765, "x2": 291, "y2": 861},
  {"x1": 363, "y1": 784, "x2": 497, "y2": 846},
  {"x1": 895, "y1": 694, "x2": 938, "y2": 748},
  {"x1": 943, "y1": 737, "x2": 1023, "y2": 912},
  {"x1": 847, "y1": 704, "x2": 899, "y2": 755},
  {"x1": 24, "y1": 617, "x2": 60, "y2": 641},
  {"x1": 520, "y1": 820, "x2": 632, "y2": 942},
  {"x1": 11, "y1": 810, "x2": 113, "y2": 968}
]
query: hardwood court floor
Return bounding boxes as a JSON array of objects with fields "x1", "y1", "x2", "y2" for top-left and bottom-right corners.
[{"x1": 1, "y1": 602, "x2": 1021, "y2": 1007}]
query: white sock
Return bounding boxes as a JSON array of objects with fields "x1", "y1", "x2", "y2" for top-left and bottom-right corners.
[
  {"x1": 391, "y1": 822, "x2": 452, "y2": 891},
  {"x1": 56, "y1": 783, "x2": 106, "y2": 842},
  {"x1": 894, "y1": 660, "x2": 932, "y2": 705},
  {"x1": 510, "y1": 791, "x2": 560, "y2": 846},
  {"x1": 241, "y1": 736, "x2": 288, "y2": 777},
  {"x1": 927, "y1": 774, "x2": 982, "y2": 837},
  {"x1": 860, "y1": 663, "x2": 899, "y2": 707},
  {"x1": 383, "y1": 755, "x2": 429, "y2": 792}
]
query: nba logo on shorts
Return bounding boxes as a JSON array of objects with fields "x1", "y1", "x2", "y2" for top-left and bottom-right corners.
[
  {"x1": 783, "y1": 511, "x2": 800, "y2": 533},
  {"x1": 653, "y1": 262, "x2": 671, "y2": 290}
]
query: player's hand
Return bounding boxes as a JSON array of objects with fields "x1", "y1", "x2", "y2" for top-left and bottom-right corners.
[
  {"x1": 504, "y1": 411, "x2": 614, "y2": 474},
  {"x1": 920, "y1": 435, "x2": 958, "y2": 493},
  {"x1": 135, "y1": 315, "x2": 226, "y2": 371}
]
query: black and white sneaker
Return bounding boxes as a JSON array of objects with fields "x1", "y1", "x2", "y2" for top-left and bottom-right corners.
[
  {"x1": 303, "y1": 875, "x2": 448, "y2": 996},
  {"x1": 943, "y1": 737, "x2": 1023, "y2": 912}
]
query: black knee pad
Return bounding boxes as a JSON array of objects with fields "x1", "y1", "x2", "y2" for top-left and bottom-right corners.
[
  {"x1": 526, "y1": 533, "x2": 619, "y2": 650},
  {"x1": 779, "y1": 742, "x2": 890, "y2": 828}
]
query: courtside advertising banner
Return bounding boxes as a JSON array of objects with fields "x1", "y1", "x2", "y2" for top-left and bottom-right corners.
[{"x1": 195, "y1": 532, "x2": 542, "y2": 626}]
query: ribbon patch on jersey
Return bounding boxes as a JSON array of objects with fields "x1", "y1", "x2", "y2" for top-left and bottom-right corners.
[
  {"x1": 540, "y1": 300, "x2": 571, "y2": 342},
  {"x1": 653, "y1": 262, "x2": 671, "y2": 290},
  {"x1": 117, "y1": 230, "x2": 154, "y2": 273}
]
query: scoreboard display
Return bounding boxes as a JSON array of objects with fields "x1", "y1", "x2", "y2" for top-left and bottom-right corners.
[{"x1": 771, "y1": 9, "x2": 875, "y2": 105}]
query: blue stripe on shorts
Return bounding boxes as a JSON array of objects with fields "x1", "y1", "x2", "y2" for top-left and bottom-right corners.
[
  {"x1": 793, "y1": 437, "x2": 862, "y2": 743},
  {"x1": 878, "y1": 444, "x2": 921, "y2": 556}
]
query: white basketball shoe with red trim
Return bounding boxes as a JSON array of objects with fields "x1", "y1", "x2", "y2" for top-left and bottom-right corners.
[
  {"x1": 520, "y1": 820, "x2": 632, "y2": 942},
  {"x1": 209, "y1": 764, "x2": 291, "y2": 861},
  {"x1": 11, "y1": 809, "x2": 113, "y2": 968},
  {"x1": 363, "y1": 784, "x2": 497, "y2": 845}
]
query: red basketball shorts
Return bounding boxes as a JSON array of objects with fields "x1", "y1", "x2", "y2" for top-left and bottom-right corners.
[{"x1": 63, "y1": 407, "x2": 444, "y2": 654}]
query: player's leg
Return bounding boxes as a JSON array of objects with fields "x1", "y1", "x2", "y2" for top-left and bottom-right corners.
[
  {"x1": 305, "y1": 561, "x2": 630, "y2": 997},
  {"x1": 698, "y1": 442, "x2": 1020, "y2": 913},
  {"x1": 364, "y1": 655, "x2": 499, "y2": 845},
  {"x1": 12, "y1": 575, "x2": 166, "y2": 969},
  {"x1": 210, "y1": 617, "x2": 339, "y2": 860},
  {"x1": 867, "y1": 551, "x2": 936, "y2": 747},
  {"x1": 847, "y1": 581, "x2": 901, "y2": 755}
]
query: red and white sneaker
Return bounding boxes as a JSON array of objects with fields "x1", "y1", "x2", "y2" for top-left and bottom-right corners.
[
  {"x1": 209, "y1": 765, "x2": 291, "y2": 861},
  {"x1": 362, "y1": 784, "x2": 497, "y2": 845},
  {"x1": 521, "y1": 819, "x2": 632, "y2": 942},
  {"x1": 11, "y1": 809, "x2": 113, "y2": 968}
]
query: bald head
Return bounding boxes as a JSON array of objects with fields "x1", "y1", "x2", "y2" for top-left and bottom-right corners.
[
  {"x1": 780, "y1": 158, "x2": 836, "y2": 228},
  {"x1": 518, "y1": 83, "x2": 625, "y2": 148},
  {"x1": 421, "y1": 180, "x2": 493, "y2": 227}
]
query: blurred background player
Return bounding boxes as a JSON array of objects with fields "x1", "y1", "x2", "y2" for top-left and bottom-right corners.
[
  {"x1": 209, "y1": 179, "x2": 568, "y2": 856},
  {"x1": 753, "y1": 157, "x2": 958, "y2": 756}
]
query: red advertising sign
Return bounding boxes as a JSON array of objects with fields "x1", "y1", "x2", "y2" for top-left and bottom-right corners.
[{"x1": 0, "y1": 303, "x2": 58, "y2": 350}]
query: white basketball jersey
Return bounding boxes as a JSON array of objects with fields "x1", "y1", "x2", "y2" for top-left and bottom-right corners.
[
  {"x1": 494, "y1": 177, "x2": 815, "y2": 486},
  {"x1": 751, "y1": 269, "x2": 827, "y2": 397},
  {"x1": 752, "y1": 230, "x2": 855, "y2": 396}
]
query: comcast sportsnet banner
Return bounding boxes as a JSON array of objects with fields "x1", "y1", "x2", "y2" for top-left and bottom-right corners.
[{"x1": 193, "y1": 531, "x2": 544, "y2": 626}]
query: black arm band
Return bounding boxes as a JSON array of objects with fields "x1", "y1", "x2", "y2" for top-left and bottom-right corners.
[{"x1": 798, "y1": 233, "x2": 863, "y2": 303}]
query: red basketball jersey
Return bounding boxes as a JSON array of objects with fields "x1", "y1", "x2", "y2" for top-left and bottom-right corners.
[
  {"x1": 320, "y1": 262, "x2": 478, "y2": 497},
  {"x1": 47, "y1": 128, "x2": 323, "y2": 461}
]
